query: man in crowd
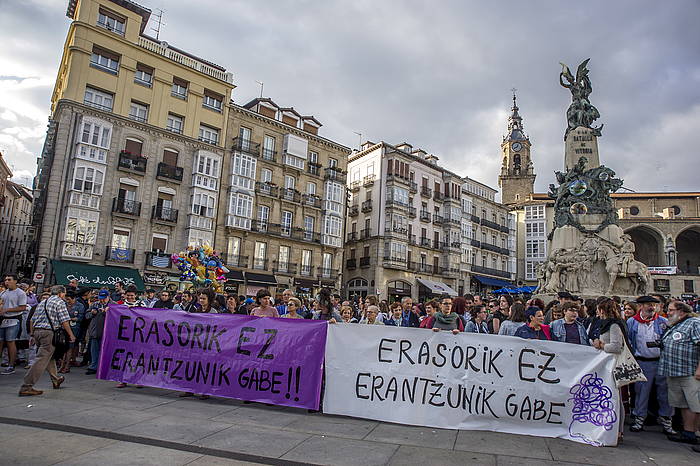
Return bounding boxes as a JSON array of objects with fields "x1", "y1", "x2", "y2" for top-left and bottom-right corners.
[
  {"x1": 153, "y1": 290, "x2": 174, "y2": 309},
  {"x1": 658, "y1": 300, "x2": 700, "y2": 447},
  {"x1": 19, "y1": 285, "x2": 75, "y2": 396},
  {"x1": 400, "y1": 296, "x2": 420, "y2": 327},
  {"x1": 84, "y1": 290, "x2": 110, "y2": 375},
  {"x1": 110, "y1": 282, "x2": 125, "y2": 302},
  {"x1": 384, "y1": 302, "x2": 404, "y2": 326},
  {"x1": 550, "y1": 302, "x2": 589, "y2": 345},
  {"x1": 142, "y1": 289, "x2": 158, "y2": 308},
  {"x1": 626, "y1": 296, "x2": 675, "y2": 435},
  {"x1": 276, "y1": 289, "x2": 294, "y2": 316},
  {"x1": 0, "y1": 274, "x2": 28, "y2": 374},
  {"x1": 174, "y1": 290, "x2": 197, "y2": 312},
  {"x1": 120, "y1": 286, "x2": 144, "y2": 308}
]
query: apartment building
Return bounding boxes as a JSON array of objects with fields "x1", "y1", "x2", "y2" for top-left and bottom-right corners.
[
  {"x1": 0, "y1": 181, "x2": 33, "y2": 277},
  {"x1": 32, "y1": 0, "x2": 235, "y2": 289},
  {"x1": 343, "y1": 142, "x2": 515, "y2": 302},
  {"x1": 217, "y1": 98, "x2": 350, "y2": 297}
]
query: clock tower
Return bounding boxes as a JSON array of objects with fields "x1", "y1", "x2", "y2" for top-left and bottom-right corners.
[{"x1": 498, "y1": 92, "x2": 536, "y2": 205}]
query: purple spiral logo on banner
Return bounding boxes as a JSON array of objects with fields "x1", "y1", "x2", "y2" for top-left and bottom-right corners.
[{"x1": 568, "y1": 372, "x2": 617, "y2": 446}]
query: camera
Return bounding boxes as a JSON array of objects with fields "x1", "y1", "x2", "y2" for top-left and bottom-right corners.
[{"x1": 646, "y1": 340, "x2": 663, "y2": 349}]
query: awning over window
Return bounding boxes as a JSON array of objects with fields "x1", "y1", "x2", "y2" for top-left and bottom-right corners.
[
  {"x1": 225, "y1": 270, "x2": 244, "y2": 282},
  {"x1": 51, "y1": 260, "x2": 145, "y2": 290},
  {"x1": 244, "y1": 272, "x2": 277, "y2": 285},
  {"x1": 416, "y1": 278, "x2": 458, "y2": 296},
  {"x1": 472, "y1": 275, "x2": 513, "y2": 288}
]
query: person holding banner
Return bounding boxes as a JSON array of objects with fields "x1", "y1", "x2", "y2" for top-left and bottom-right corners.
[
  {"x1": 359, "y1": 305, "x2": 383, "y2": 325},
  {"x1": 422, "y1": 296, "x2": 463, "y2": 334},
  {"x1": 419, "y1": 300, "x2": 438, "y2": 328},
  {"x1": 196, "y1": 288, "x2": 220, "y2": 313},
  {"x1": 251, "y1": 289, "x2": 280, "y2": 318},
  {"x1": 84, "y1": 290, "x2": 110, "y2": 375},
  {"x1": 551, "y1": 302, "x2": 590, "y2": 345},
  {"x1": 514, "y1": 307, "x2": 551, "y2": 340},
  {"x1": 339, "y1": 306, "x2": 357, "y2": 323}
]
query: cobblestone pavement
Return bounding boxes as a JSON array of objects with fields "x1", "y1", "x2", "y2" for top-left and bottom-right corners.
[{"x1": 0, "y1": 370, "x2": 697, "y2": 465}]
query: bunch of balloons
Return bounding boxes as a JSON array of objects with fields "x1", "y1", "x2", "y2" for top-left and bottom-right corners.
[{"x1": 171, "y1": 245, "x2": 230, "y2": 293}]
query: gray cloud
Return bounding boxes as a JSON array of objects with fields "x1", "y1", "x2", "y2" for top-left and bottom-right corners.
[{"x1": 1, "y1": 0, "x2": 698, "y2": 193}]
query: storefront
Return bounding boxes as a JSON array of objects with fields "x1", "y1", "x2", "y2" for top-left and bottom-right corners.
[
  {"x1": 387, "y1": 280, "x2": 412, "y2": 303},
  {"x1": 416, "y1": 278, "x2": 458, "y2": 302},
  {"x1": 243, "y1": 272, "x2": 277, "y2": 297},
  {"x1": 471, "y1": 275, "x2": 513, "y2": 294},
  {"x1": 51, "y1": 259, "x2": 145, "y2": 290},
  {"x1": 223, "y1": 270, "x2": 244, "y2": 295}
]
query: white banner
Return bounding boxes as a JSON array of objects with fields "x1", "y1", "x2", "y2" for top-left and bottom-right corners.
[{"x1": 324, "y1": 325, "x2": 619, "y2": 446}]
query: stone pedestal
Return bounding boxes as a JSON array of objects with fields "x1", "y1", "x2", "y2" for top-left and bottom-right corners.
[{"x1": 565, "y1": 127, "x2": 600, "y2": 171}]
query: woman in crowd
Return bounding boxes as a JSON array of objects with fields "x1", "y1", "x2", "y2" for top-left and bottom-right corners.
[
  {"x1": 423, "y1": 296, "x2": 463, "y2": 334},
  {"x1": 498, "y1": 302, "x2": 527, "y2": 336},
  {"x1": 359, "y1": 305, "x2": 383, "y2": 325},
  {"x1": 465, "y1": 305, "x2": 489, "y2": 333},
  {"x1": 251, "y1": 289, "x2": 280, "y2": 318},
  {"x1": 550, "y1": 304, "x2": 564, "y2": 323},
  {"x1": 623, "y1": 302, "x2": 637, "y2": 320},
  {"x1": 383, "y1": 302, "x2": 404, "y2": 326},
  {"x1": 592, "y1": 298, "x2": 628, "y2": 443},
  {"x1": 514, "y1": 306, "x2": 551, "y2": 340},
  {"x1": 313, "y1": 289, "x2": 342, "y2": 322},
  {"x1": 488, "y1": 295, "x2": 512, "y2": 334},
  {"x1": 583, "y1": 298, "x2": 601, "y2": 340},
  {"x1": 281, "y1": 297, "x2": 304, "y2": 319},
  {"x1": 451, "y1": 296, "x2": 469, "y2": 325},
  {"x1": 197, "y1": 288, "x2": 220, "y2": 314},
  {"x1": 419, "y1": 300, "x2": 438, "y2": 328},
  {"x1": 339, "y1": 305, "x2": 357, "y2": 323},
  {"x1": 225, "y1": 294, "x2": 240, "y2": 314}
]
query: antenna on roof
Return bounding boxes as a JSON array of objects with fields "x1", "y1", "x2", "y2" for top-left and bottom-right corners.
[
  {"x1": 255, "y1": 81, "x2": 264, "y2": 98},
  {"x1": 150, "y1": 9, "x2": 165, "y2": 40},
  {"x1": 353, "y1": 132, "x2": 362, "y2": 149}
]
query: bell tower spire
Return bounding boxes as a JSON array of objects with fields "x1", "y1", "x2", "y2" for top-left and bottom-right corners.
[{"x1": 499, "y1": 90, "x2": 536, "y2": 204}]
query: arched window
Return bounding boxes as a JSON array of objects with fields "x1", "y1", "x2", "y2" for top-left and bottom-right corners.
[{"x1": 348, "y1": 278, "x2": 368, "y2": 288}]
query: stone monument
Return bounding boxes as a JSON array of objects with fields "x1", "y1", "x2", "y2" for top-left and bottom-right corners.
[{"x1": 535, "y1": 59, "x2": 649, "y2": 299}]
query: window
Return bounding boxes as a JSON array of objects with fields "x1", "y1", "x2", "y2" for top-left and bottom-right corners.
[
  {"x1": 77, "y1": 118, "x2": 110, "y2": 163},
  {"x1": 256, "y1": 205, "x2": 269, "y2": 231},
  {"x1": 110, "y1": 228, "x2": 130, "y2": 250},
  {"x1": 90, "y1": 47, "x2": 119, "y2": 74},
  {"x1": 388, "y1": 242, "x2": 407, "y2": 261},
  {"x1": 231, "y1": 153, "x2": 256, "y2": 189},
  {"x1": 309, "y1": 151, "x2": 318, "y2": 164},
  {"x1": 301, "y1": 250, "x2": 312, "y2": 275},
  {"x1": 167, "y1": 114, "x2": 183, "y2": 134},
  {"x1": 198, "y1": 125, "x2": 219, "y2": 145},
  {"x1": 227, "y1": 237, "x2": 241, "y2": 264},
  {"x1": 203, "y1": 90, "x2": 223, "y2": 112},
  {"x1": 283, "y1": 153, "x2": 305, "y2": 169},
  {"x1": 281, "y1": 211, "x2": 293, "y2": 236},
  {"x1": 653, "y1": 279, "x2": 670, "y2": 292},
  {"x1": 284, "y1": 175, "x2": 296, "y2": 190},
  {"x1": 260, "y1": 168, "x2": 272, "y2": 183},
  {"x1": 328, "y1": 158, "x2": 338, "y2": 168},
  {"x1": 254, "y1": 242, "x2": 267, "y2": 269},
  {"x1": 128, "y1": 101, "x2": 148, "y2": 123},
  {"x1": 304, "y1": 216, "x2": 314, "y2": 240},
  {"x1": 322, "y1": 253, "x2": 333, "y2": 271},
  {"x1": 192, "y1": 192, "x2": 216, "y2": 217},
  {"x1": 629, "y1": 206, "x2": 640, "y2": 216},
  {"x1": 325, "y1": 182, "x2": 343, "y2": 203},
  {"x1": 194, "y1": 153, "x2": 220, "y2": 178},
  {"x1": 306, "y1": 182, "x2": 316, "y2": 195},
  {"x1": 526, "y1": 221, "x2": 546, "y2": 236},
  {"x1": 386, "y1": 186, "x2": 409, "y2": 205},
  {"x1": 72, "y1": 165, "x2": 104, "y2": 195},
  {"x1": 525, "y1": 205, "x2": 545, "y2": 220},
  {"x1": 62, "y1": 208, "x2": 98, "y2": 258},
  {"x1": 526, "y1": 239, "x2": 546, "y2": 258},
  {"x1": 684, "y1": 280, "x2": 694, "y2": 293},
  {"x1": 172, "y1": 78, "x2": 188, "y2": 99},
  {"x1": 525, "y1": 261, "x2": 537, "y2": 280},
  {"x1": 134, "y1": 64, "x2": 153, "y2": 87},
  {"x1": 263, "y1": 136, "x2": 276, "y2": 160},
  {"x1": 278, "y1": 246, "x2": 290, "y2": 271},
  {"x1": 324, "y1": 216, "x2": 342, "y2": 237},
  {"x1": 97, "y1": 9, "x2": 125, "y2": 35},
  {"x1": 239, "y1": 126, "x2": 252, "y2": 144},
  {"x1": 151, "y1": 234, "x2": 168, "y2": 253},
  {"x1": 229, "y1": 193, "x2": 252, "y2": 217},
  {"x1": 83, "y1": 87, "x2": 113, "y2": 111}
]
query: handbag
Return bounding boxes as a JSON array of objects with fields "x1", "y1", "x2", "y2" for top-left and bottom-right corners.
[
  {"x1": 41, "y1": 301, "x2": 71, "y2": 360},
  {"x1": 612, "y1": 337, "x2": 647, "y2": 388}
]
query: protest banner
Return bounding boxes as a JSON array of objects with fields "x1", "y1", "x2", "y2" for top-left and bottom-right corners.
[
  {"x1": 98, "y1": 305, "x2": 327, "y2": 409},
  {"x1": 323, "y1": 324, "x2": 619, "y2": 446}
]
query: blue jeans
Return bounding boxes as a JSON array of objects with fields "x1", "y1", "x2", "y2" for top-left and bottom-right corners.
[
  {"x1": 0, "y1": 323, "x2": 20, "y2": 341},
  {"x1": 88, "y1": 338, "x2": 101, "y2": 371},
  {"x1": 633, "y1": 359, "x2": 672, "y2": 418}
]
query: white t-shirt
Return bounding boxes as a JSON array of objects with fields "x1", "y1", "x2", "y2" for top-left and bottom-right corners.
[{"x1": 0, "y1": 288, "x2": 28, "y2": 328}]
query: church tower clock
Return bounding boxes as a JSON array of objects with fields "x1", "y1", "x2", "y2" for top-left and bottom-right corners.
[{"x1": 498, "y1": 92, "x2": 536, "y2": 205}]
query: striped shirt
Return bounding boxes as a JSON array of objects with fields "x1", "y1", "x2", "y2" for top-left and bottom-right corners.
[{"x1": 31, "y1": 296, "x2": 71, "y2": 330}]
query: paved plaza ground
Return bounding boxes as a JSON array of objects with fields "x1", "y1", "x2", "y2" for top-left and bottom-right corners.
[{"x1": 0, "y1": 370, "x2": 697, "y2": 465}]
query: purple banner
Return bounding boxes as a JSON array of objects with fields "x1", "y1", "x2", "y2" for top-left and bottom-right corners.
[{"x1": 97, "y1": 305, "x2": 328, "y2": 409}]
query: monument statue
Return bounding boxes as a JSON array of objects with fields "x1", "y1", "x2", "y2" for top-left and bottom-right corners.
[
  {"x1": 536, "y1": 59, "x2": 649, "y2": 298},
  {"x1": 560, "y1": 59, "x2": 604, "y2": 141}
]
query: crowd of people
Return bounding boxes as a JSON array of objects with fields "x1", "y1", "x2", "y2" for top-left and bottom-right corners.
[{"x1": 1, "y1": 273, "x2": 699, "y2": 450}]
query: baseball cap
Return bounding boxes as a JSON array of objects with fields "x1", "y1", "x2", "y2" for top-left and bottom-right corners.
[
  {"x1": 244, "y1": 298, "x2": 254, "y2": 304},
  {"x1": 98, "y1": 290, "x2": 110, "y2": 299}
]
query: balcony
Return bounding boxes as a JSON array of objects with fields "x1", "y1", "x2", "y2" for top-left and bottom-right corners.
[
  {"x1": 471, "y1": 265, "x2": 512, "y2": 279},
  {"x1": 296, "y1": 230, "x2": 321, "y2": 243},
  {"x1": 406, "y1": 207, "x2": 417, "y2": 218},
  {"x1": 363, "y1": 174, "x2": 375, "y2": 187},
  {"x1": 440, "y1": 267, "x2": 460, "y2": 278},
  {"x1": 350, "y1": 180, "x2": 361, "y2": 192},
  {"x1": 318, "y1": 268, "x2": 340, "y2": 280},
  {"x1": 420, "y1": 186, "x2": 432, "y2": 198},
  {"x1": 433, "y1": 214, "x2": 444, "y2": 225},
  {"x1": 386, "y1": 198, "x2": 410, "y2": 210},
  {"x1": 360, "y1": 228, "x2": 371, "y2": 240},
  {"x1": 251, "y1": 220, "x2": 271, "y2": 234},
  {"x1": 324, "y1": 167, "x2": 347, "y2": 183},
  {"x1": 408, "y1": 262, "x2": 434, "y2": 274},
  {"x1": 383, "y1": 256, "x2": 408, "y2": 269},
  {"x1": 118, "y1": 151, "x2": 147, "y2": 173},
  {"x1": 419, "y1": 210, "x2": 431, "y2": 222},
  {"x1": 252, "y1": 258, "x2": 268, "y2": 270},
  {"x1": 231, "y1": 137, "x2": 260, "y2": 157},
  {"x1": 273, "y1": 261, "x2": 297, "y2": 275},
  {"x1": 255, "y1": 182, "x2": 279, "y2": 198},
  {"x1": 471, "y1": 239, "x2": 481, "y2": 248},
  {"x1": 261, "y1": 148, "x2": 277, "y2": 163},
  {"x1": 346, "y1": 258, "x2": 357, "y2": 270},
  {"x1": 347, "y1": 231, "x2": 358, "y2": 242},
  {"x1": 409, "y1": 181, "x2": 418, "y2": 193},
  {"x1": 349, "y1": 204, "x2": 359, "y2": 216},
  {"x1": 470, "y1": 214, "x2": 481, "y2": 224},
  {"x1": 280, "y1": 188, "x2": 301, "y2": 203},
  {"x1": 433, "y1": 191, "x2": 444, "y2": 202},
  {"x1": 151, "y1": 205, "x2": 178, "y2": 223},
  {"x1": 137, "y1": 36, "x2": 234, "y2": 84},
  {"x1": 444, "y1": 216, "x2": 461, "y2": 226},
  {"x1": 434, "y1": 240, "x2": 449, "y2": 251},
  {"x1": 226, "y1": 254, "x2": 249, "y2": 268},
  {"x1": 105, "y1": 247, "x2": 135, "y2": 264},
  {"x1": 359, "y1": 256, "x2": 371, "y2": 268},
  {"x1": 384, "y1": 226, "x2": 408, "y2": 238},
  {"x1": 361, "y1": 200, "x2": 373, "y2": 212},
  {"x1": 500, "y1": 224, "x2": 511, "y2": 233},
  {"x1": 420, "y1": 237, "x2": 431, "y2": 247},
  {"x1": 386, "y1": 174, "x2": 411, "y2": 187},
  {"x1": 481, "y1": 243, "x2": 501, "y2": 254},
  {"x1": 302, "y1": 194, "x2": 322, "y2": 208},
  {"x1": 307, "y1": 163, "x2": 321, "y2": 176},
  {"x1": 156, "y1": 162, "x2": 183, "y2": 182},
  {"x1": 408, "y1": 234, "x2": 417, "y2": 245},
  {"x1": 146, "y1": 251, "x2": 172, "y2": 269},
  {"x1": 300, "y1": 265, "x2": 314, "y2": 276},
  {"x1": 226, "y1": 214, "x2": 251, "y2": 230},
  {"x1": 112, "y1": 197, "x2": 141, "y2": 216},
  {"x1": 481, "y1": 218, "x2": 501, "y2": 230}
]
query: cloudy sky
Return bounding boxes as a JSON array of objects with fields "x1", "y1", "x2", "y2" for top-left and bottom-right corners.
[{"x1": 1, "y1": 0, "x2": 699, "y2": 194}]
